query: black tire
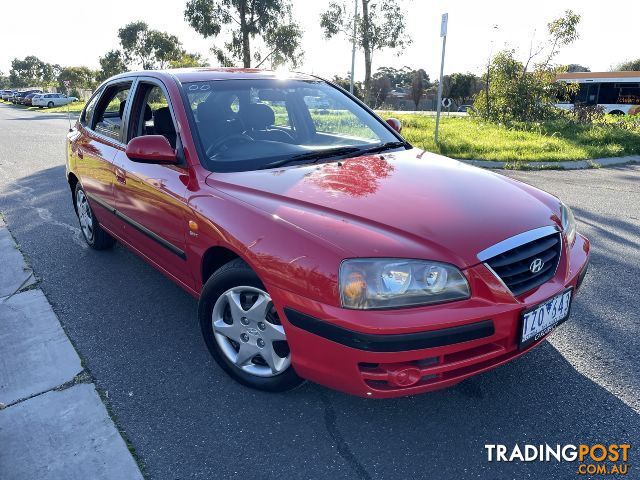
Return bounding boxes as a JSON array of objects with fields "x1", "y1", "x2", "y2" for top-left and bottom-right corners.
[
  {"x1": 47, "y1": 101, "x2": 54, "y2": 108},
  {"x1": 199, "y1": 258, "x2": 303, "y2": 392},
  {"x1": 74, "y1": 183, "x2": 115, "y2": 250}
]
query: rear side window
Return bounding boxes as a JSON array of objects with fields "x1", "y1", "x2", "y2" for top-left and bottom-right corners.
[
  {"x1": 93, "y1": 83, "x2": 132, "y2": 142},
  {"x1": 80, "y1": 87, "x2": 104, "y2": 128}
]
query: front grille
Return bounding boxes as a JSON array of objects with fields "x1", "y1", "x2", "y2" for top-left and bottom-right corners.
[{"x1": 485, "y1": 233, "x2": 561, "y2": 296}]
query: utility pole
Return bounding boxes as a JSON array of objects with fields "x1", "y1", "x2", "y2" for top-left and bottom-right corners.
[
  {"x1": 349, "y1": 0, "x2": 359, "y2": 94},
  {"x1": 435, "y1": 13, "x2": 448, "y2": 143}
]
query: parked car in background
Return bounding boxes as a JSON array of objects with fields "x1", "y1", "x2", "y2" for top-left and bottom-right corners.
[
  {"x1": 457, "y1": 104, "x2": 475, "y2": 113},
  {"x1": 2, "y1": 90, "x2": 17, "y2": 101},
  {"x1": 23, "y1": 93, "x2": 38, "y2": 106},
  {"x1": 32, "y1": 92, "x2": 78, "y2": 108},
  {"x1": 66, "y1": 68, "x2": 590, "y2": 398},
  {"x1": 13, "y1": 89, "x2": 42, "y2": 104}
]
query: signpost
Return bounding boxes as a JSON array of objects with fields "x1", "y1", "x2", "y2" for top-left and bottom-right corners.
[
  {"x1": 435, "y1": 13, "x2": 448, "y2": 143},
  {"x1": 349, "y1": 0, "x2": 359, "y2": 95}
]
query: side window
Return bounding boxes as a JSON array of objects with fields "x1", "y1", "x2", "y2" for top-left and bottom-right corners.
[
  {"x1": 80, "y1": 87, "x2": 104, "y2": 128},
  {"x1": 130, "y1": 83, "x2": 177, "y2": 148},
  {"x1": 93, "y1": 83, "x2": 132, "y2": 142}
]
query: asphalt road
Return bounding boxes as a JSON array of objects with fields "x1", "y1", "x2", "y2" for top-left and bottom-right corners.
[{"x1": 1, "y1": 103, "x2": 638, "y2": 480}]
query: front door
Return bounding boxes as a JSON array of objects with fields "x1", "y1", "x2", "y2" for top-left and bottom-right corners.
[{"x1": 112, "y1": 80, "x2": 194, "y2": 289}]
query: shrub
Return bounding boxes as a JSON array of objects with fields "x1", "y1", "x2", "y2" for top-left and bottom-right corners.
[{"x1": 570, "y1": 104, "x2": 605, "y2": 124}]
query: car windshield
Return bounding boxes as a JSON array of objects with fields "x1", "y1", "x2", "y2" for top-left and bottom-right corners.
[{"x1": 183, "y1": 78, "x2": 403, "y2": 172}]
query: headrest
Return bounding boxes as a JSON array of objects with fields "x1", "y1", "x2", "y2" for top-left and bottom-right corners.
[
  {"x1": 197, "y1": 96, "x2": 235, "y2": 125},
  {"x1": 118, "y1": 101, "x2": 151, "y2": 121},
  {"x1": 153, "y1": 107, "x2": 174, "y2": 134},
  {"x1": 143, "y1": 104, "x2": 152, "y2": 121},
  {"x1": 245, "y1": 103, "x2": 275, "y2": 130}
]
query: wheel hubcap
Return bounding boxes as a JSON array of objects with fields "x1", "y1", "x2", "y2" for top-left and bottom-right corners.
[
  {"x1": 76, "y1": 190, "x2": 94, "y2": 242},
  {"x1": 212, "y1": 286, "x2": 291, "y2": 377}
]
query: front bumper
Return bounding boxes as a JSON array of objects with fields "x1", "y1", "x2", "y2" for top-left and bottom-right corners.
[{"x1": 270, "y1": 233, "x2": 590, "y2": 398}]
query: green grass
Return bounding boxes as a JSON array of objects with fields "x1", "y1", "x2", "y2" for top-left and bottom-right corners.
[
  {"x1": 32, "y1": 101, "x2": 86, "y2": 113},
  {"x1": 386, "y1": 113, "x2": 640, "y2": 162}
]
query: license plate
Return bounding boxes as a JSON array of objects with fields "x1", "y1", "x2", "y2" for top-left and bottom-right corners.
[{"x1": 519, "y1": 288, "x2": 572, "y2": 349}]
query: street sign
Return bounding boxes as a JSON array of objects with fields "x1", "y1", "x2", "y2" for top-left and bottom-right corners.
[
  {"x1": 435, "y1": 13, "x2": 449, "y2": 143},
  {"x1": 442, "y1": 98, "x2": 452, "y2": 108},
  {"x1": 440, "y1": 13, "x2": 448, "y2": 37}
]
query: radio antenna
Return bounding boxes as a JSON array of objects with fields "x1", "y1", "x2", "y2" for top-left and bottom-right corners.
[{"x1": 63, "y1": 80, "x2": 73, "y2": 132}]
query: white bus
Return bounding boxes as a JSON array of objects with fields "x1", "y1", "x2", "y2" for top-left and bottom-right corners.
[{"x1": 555, "y1": 71, "x2": 640, "y2": 115}]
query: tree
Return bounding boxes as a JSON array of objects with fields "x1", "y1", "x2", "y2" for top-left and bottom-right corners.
[
  {"x1": 0, "y1": 71, "x2": 9, "y2": 89},
  {"x1": 57, "y1": 67, "x2": 96, "y2": 93},
  {"x1": 370, "y1": 75, "x2": 392, "y2": 108},
  {"x1": 97, "y1": 50, "x2": 127, "y2": 82},
  {"x1": 374, "y1": 66, "x2": 418, "y2": 88},
  {"x1": 566, "y1": 64, "x2": 590, "y2": 72},
  {"x1": 331, "y1": 74, "x2": 364, "y2": 100},
  {"x1": 184, "y1": 0, "x2": 303, "y2": 69},
  {"x1": 410, "y1": 69, "x2": 426, "y2": 109},
  {"x1": 475, "y1": 10, "x2": 582, "y2": 123},
  {"x1": 444, "y1": 73, "x2": 482, "y2": 105},
  {"x1": 118, "y1": 21, "x2": 184, "y2": 69},
  {"x1": 9, "y1": 56, "x2": 60, "y2": 88},
  {"x1": 169, "y1": 52, "x2": 210, "y2": 68},
  {"x1": 615, "y1": 59, "x2": 640, "y2": 71},
  {"x1": 321, "y1": 1, "x2": 411, "y2": 105}
]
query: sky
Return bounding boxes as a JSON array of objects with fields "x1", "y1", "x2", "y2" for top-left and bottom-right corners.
[{"x1": 1, "y1": 0, "x2": 638, "y2": 82}]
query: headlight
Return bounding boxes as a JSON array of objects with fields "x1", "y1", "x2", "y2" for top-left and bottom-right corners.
[
  {"x1": 339, "y1": 259, "x2": 470, "y2": 309},
  {"x1": 561, "y1": 202, "x2": 576, "y2": 246}
]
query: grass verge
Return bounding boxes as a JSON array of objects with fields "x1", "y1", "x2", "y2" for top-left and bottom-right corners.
[{"x1": 385, "y1": 113, "x2": 640, "y2": 162}]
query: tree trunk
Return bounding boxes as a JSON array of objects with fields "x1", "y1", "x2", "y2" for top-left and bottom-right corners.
[
  {"x1": 361, "y1": 0, "x2": 372, "y2": 105},
  {"x1": 239, "y1": 1, "x2": 251, "y2": 68}
]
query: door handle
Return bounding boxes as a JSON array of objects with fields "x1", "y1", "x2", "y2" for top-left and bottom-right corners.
[{"x1": 115, "y1": 168, "x2": 126, "y2": 185}]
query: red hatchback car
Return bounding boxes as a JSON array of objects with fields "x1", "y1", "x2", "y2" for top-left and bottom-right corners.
[{"x1": 66, "y1": 69, "x2": 589, "y2": 398}]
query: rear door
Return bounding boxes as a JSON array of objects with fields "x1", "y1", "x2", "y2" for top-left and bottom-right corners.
[
  {"x1": 112, "y1": 78, "x2": 194, "y2": 288},
  {"x1": 73, "y1": 80, "x2": 134, "y2": 233}
]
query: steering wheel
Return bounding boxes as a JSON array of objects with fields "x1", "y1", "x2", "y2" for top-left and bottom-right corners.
[{"x1": 206, "y1": 133, "x2": 254, "y2": 157}]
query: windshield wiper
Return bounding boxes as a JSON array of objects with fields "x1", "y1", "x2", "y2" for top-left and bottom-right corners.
[
  {"x1": 351, "y1": 141, "x2": 407, "y2": 157},
  {"x1": 261, "y1": 146, "x2": 362, "y2": 169}
]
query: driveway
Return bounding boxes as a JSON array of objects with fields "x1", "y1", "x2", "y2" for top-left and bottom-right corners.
[{"x1": 0, "y1": 104, "x2": 637, "y2": 479}]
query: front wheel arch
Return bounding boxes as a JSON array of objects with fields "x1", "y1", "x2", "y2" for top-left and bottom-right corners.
[{"x1": 198, "y1": 258, "x2": 304, "y2": 391}]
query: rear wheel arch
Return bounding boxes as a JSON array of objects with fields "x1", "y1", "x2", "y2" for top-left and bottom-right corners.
[{"x1": 68, "y1": 172, "x2": 79, "y2": 212}]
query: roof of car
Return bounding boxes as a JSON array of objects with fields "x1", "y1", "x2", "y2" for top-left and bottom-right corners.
[{"x1": 111, "y1": 67, "x2": 319, "y2": 84}]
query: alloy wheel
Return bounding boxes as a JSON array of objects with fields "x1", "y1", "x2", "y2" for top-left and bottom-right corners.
[
  {"x1": 76, "y1": 189, "x2": 94, "y2": 243},
  {"x1": 212, "y1": 286, "x2": 291, "y2": 377}
]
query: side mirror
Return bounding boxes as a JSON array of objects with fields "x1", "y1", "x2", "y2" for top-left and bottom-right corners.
[
  {"x1": 386, "y1": 118, "x2": 402, "y2": 134},
  {"x1": 125, "y1": 135, "x2": 177, "y2": 164}
]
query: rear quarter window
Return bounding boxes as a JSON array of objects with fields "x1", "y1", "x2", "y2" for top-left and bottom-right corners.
[{"x1": 80, "y1": 87, "x2": 104, "y2": 128}]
